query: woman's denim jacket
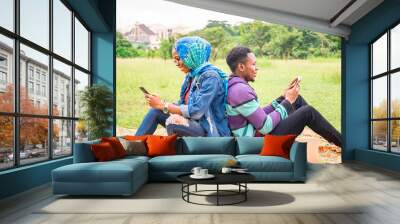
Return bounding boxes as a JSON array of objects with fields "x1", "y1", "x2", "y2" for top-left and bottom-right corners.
[{"x1": 178, "y1": 70, "x2": 231, "y2": 137}]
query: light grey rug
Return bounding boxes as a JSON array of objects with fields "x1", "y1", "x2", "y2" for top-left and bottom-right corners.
[{"x1": 38, "y1": 183, "x2": 361, "y2": 214}]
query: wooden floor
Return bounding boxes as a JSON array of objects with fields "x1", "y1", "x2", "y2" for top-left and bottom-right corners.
[{"x1": 1, "y1": 162, "x2": 400, "y2": 224}]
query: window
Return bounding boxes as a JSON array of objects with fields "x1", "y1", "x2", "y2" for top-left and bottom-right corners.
[
  {"x1": 74, "y1": 69, "x2": 89, "y2": 118},
  {"x1": 35, "y1": 70, "x2": 41, "y2": 81},
  {"x1": 53, "y1": 0, "x2": 72, "y2": 60},
  {"x1": 20, "y1": 0, "x2": 49, "y2": 49},
  {"x1": 28, "y1": 67, "x2": 34, "y2": 80},
  {"x1": 75, "y1": 18, "x2": 89, "y2": 70},
  {"x1": 370, "y1": 23, "x2": 400, "y2": 154},
  {"x1": 0, "y1": 54, "x2": 7, "y2": 67},
  {"x1": 36, "y1": 84, "x2": 40, "y2": 95},
  {"x1": 28, "y1": 81, "x2": 34, "y2": 94},
  {"x1": 53, "y1": 59, "x2": 72, "y2": 117},
  {"x1": 0, "y1": 35, "x2": 13, "y2": 113},
  {"x1": 41, "y1": 73, "x2": 46, "y2": 82},
  {"x1": 20, "y1": 117, "x2": 49, "y2": 165},
  {"x1": 0, "y1": 54, "x2": 8, "y2": 88},
  {"x1": 0, "y1": 71, "x2": 6, "y2": 85},
  {"x1": 42, "y1": 85, "x2": 46, "y2": 97},
  {"x1": 0, "y1": 0, "x2": 14, "y2": 32},
  {"x1": 0, "y1": 116, "x2": 13, "y2": 170},
  {"x1": 53, "y1": 119, "x2": 72, "y2": 158},
  {"x1": 0, "y1": 0, "x2": 91, "y2": 170}
]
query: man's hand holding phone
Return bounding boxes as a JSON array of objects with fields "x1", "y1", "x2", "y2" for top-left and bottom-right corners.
[
  {"x1": 289, "y1": 76, "x2": 301, "y2": 88},
  {"x1": 283, "y1": 76, "x2": 301, "y2": 97}
]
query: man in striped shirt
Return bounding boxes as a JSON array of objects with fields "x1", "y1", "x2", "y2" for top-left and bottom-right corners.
[{"x1": 225, "y1": 46, "x2": 342, "y2": 147}]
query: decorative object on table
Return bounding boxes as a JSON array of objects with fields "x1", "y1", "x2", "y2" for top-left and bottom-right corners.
[
  {"x1": 225, "y1": 159, "x2": 240, "y2": 168},
  {"x1": 177, "y1": 173, "x2": 255, "y2": 206},
  {"x1": 221, "y1": 167, "x2": 248, "y2": 174},
  {"x1": 79, "y1": 84, "x2": 113, "y2": 140},
  {"x1": 190, "y1": 167, "x2": 214, "y2": 179},
  {"x1": 191, "y1": 167, "x2": 202, "y2": 176}
]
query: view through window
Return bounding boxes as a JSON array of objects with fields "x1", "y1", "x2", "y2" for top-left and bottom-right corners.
[
  {"x1": 371, "y1": 23, "x2": 400, "y2": 153},
  {"x1": 0, "y1": 0, "x2": 91, "y2": 170}
]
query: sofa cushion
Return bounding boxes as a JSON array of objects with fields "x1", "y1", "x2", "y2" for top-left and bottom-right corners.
[
  {"x1": 149, "y1": 154, "x2": 235, "y2": 172},
  {"x1": 119, "y1": 138, "x2": 147, "y2": 156},
  {"x1": 73, "y1": 140, "x2": 101, "y2": 163},
  {"x1": 115, "y1": 155, "x2": 150, "y2": 163},
  {"x1": 260, "y1": 134, "x2": 297, "y2": 159},
  {"x1": 53, "y1": 159, "x2": 147, "y2": 183},
  {"x1": 147, "y1": 135, "x2": 178, "y2": 157},
  {"x1": 91, "y1": 142, "x2": 118, "y2": 161},
  {"x1": 101, "y1": 137, "x2": 127, "y2": 158},
  {"x1": 236, "y1": 155, "x2": 293, "y2": 172},
  {"x1": 177, "y1": 137, "x2": 235, "y2": 155},
  {"x1": 236, "y1": 137, "x2": 263, "y2": 155}
]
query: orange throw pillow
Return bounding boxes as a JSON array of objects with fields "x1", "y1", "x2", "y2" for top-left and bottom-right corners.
[
  {"x1": 259, "y1": 134, "x2": 297, "y2": 159},
  {"x1": 146, "y1": 135, "x2": 178, "y2": 157},
  {"x1": 91, "y1": 142, "x2": 117, "y2": 162},
  {"x1": 124, "y1": 135, "x2": 148, "y2": 142},
  {"x1": 101, "y1": 137, "x2": 127, "y2": 158}
]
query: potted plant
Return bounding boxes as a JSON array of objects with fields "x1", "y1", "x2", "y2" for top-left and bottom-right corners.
[{"x1": 79, "y1": 84, "x2": 113, "y2": 140}]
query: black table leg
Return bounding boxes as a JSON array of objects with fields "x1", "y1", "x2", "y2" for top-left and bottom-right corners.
[
  {"x1": 245, "y1": 183, "x2": 247, "y2": 201},
  {"x1": 216, "y1": 184, "x2": 219, "y2": 206}
]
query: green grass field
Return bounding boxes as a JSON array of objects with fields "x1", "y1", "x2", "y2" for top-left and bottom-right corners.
[{"x1": 117, "y1": 57, "x2": 341, "y2": 131}]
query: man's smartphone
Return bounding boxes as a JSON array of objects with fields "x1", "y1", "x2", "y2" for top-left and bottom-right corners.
[
  {"x1": 139, "y1": 86, "x2": 150, "y2": 95},
  {"x1": 289, "y1": 76, "x2": 301, "y2": 87},
  {"x1": 295, "y1": 76, "x2": 302, "y2": 84}
]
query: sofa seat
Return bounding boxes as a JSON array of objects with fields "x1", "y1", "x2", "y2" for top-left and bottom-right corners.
[
  {"x1": 148, "y1": 154, "x2": 235, "y2": 181},
  {"x1": 236, "y1": 155, "x2": 293, "y2": 172},
  {"x1": 52, "y1": 158, "x2": 148, "y2": 195}
]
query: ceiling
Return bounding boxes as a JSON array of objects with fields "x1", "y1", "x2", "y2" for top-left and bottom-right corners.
[{"x1": 166, "y1": 0, "x2": 384, "y2": 38}]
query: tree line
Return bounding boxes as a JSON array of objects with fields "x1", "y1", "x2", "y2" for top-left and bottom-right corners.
[{"x1": 117, "y1": 20, "x2": 341, "y2": 60}]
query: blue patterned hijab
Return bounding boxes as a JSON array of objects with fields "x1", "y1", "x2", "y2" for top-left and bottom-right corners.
[{"x1": 174, "y1": 36, "x2": 228, "y2": 102}]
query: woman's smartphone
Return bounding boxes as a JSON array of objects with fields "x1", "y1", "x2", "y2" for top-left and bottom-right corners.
[{"x1": 139, "y1": 86, "x2": 150, "y2": 94}]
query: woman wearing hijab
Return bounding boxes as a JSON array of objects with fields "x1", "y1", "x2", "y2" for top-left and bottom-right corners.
[{"x1": 135, "y1": 36, "x2": 231, "y2": 137}]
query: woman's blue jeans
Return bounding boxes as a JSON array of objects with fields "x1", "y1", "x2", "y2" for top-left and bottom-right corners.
[{"x1": 135, "y1": 108, "x2": 205, "y2": 137}]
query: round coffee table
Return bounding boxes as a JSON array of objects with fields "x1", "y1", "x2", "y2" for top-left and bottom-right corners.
[{"x1": 177, "y1": 173, "x2": 255, "y2": 206}]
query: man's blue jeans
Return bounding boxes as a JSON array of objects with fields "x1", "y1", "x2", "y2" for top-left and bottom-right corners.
[{"x1": 135, "y1": 108, "x2": 206, "y2": 136}]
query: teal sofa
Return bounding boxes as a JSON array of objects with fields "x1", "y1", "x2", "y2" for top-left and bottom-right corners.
[{"x1": 52, "y1": 137, "x2": 307, "y2": 196}]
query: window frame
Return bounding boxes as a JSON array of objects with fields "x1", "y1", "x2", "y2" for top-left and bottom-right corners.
[
  {"x1": 370, "y1": 20, "x2": 400, "y2": 154},
  {"x1": 0, "y1": 0, "x2": 92, "y2": 171}
]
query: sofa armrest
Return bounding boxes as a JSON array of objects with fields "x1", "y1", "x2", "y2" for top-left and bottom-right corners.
[
  {"x1": 289, "y1": 141, "x2": 307, "y2": 181},
  {"x1": 73, "y1": 140, "x2": 100, "y2": 163}
]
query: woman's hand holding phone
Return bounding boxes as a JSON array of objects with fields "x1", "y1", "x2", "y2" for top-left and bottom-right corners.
[{"x1": 145, "y1": 94, "x2": 163, "y2": 110}]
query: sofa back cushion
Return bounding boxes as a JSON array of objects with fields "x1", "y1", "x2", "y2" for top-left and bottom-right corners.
[
  {"x1": 177, "y1": 137, "x2": 235, "y2": 155},
  {"x1": 236, "y1": 137, "x2": 264, "y2": 155},
  {"x1": 73, "y1": 140, "x2": 100, "y2": 163}
]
